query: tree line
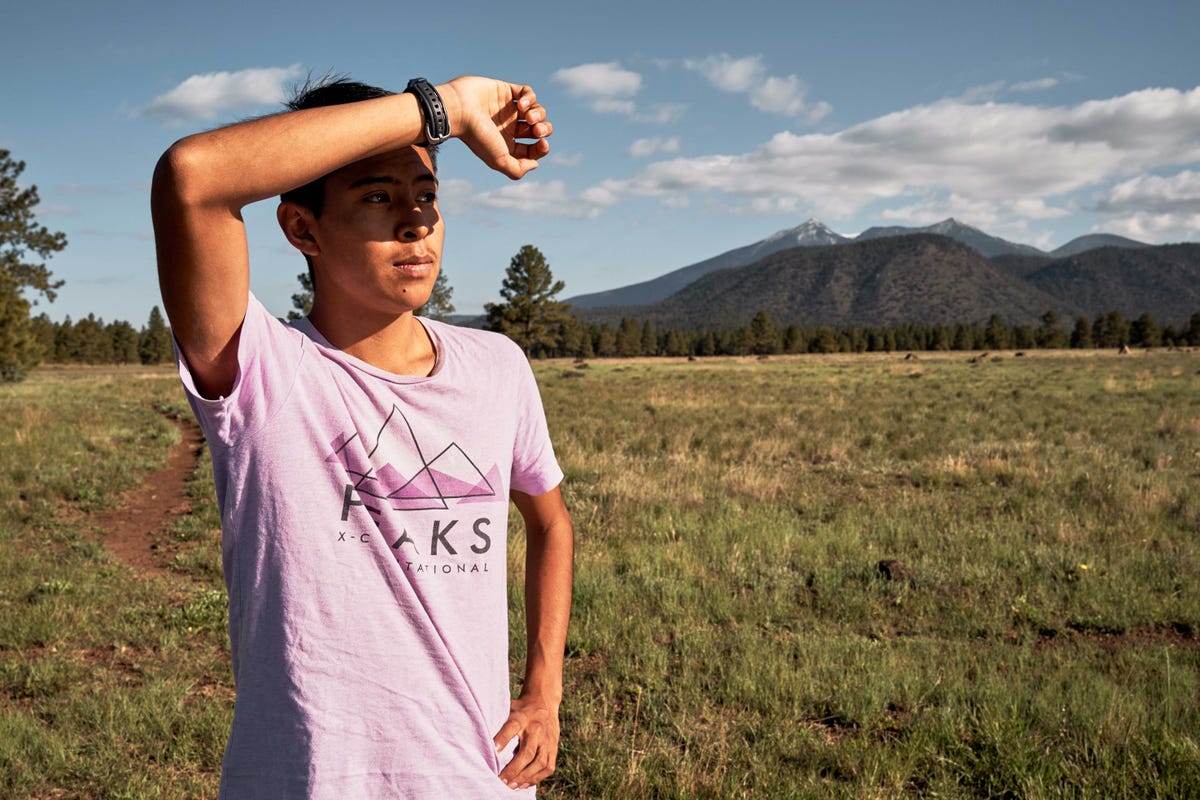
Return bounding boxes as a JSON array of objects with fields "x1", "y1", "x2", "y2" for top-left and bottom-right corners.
[
  {"x1": 482, "y1": 245, "x2": 1200, "y2": 358},
  {"x1": 24, "y1": 307, "x2": 174, "y2": 367},
  {"x1": 501, "y1": 308, "x2": 1200, "y2": 360}
]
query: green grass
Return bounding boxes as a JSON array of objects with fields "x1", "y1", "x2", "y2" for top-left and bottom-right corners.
[
  {"x1": 2, "y1": 353, "x2": 1198, "y2": 798},
  {"x1": 0, "y1": 366, "x2": 228, "y2": 799}
]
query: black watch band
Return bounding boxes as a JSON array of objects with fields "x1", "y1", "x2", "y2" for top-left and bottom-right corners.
[{"x1": 405, "y1": 78, "x2": 451, "y2": 147}]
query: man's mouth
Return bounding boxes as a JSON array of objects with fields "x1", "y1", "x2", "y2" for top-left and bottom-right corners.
[{"x1": 391, "y1": 259, "x2": 434, "y2": 276}]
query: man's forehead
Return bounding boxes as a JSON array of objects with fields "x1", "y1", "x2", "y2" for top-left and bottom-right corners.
[{"x1": 330, "y1": 147, "x2": 436, "y2": 187}]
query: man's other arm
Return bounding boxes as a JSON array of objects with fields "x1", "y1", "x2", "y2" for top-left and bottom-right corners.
[{"x1": 494, "y1": 486, "x2": 574, "y2": 790}]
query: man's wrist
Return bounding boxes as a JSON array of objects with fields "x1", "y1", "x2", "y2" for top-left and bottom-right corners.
[
  {"x1": 405, "y1": 78, "x2": 451, "y2": 146},
  {"x1": 434, "y1": 82, "x2": 462, "y2": 143}
]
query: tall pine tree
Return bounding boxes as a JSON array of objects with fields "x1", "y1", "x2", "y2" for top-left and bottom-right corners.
[
  {"x1": 485, "y1": 245, "x2": 570, "y2": 356},
  {"x1": 0, "y1": 149, "x2": 68, "y2": 381},
  {"x1": 139, "y1": 306, "x2": 174, "y2": 365}
]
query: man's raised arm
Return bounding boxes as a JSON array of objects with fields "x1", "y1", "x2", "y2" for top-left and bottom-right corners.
[{"x1": 150, "y1": 77, "x2": 551, "y2": 398}]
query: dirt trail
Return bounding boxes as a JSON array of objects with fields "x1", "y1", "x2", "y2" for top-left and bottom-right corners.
[{"x1": 86, "y1": 415, "x2": 206, "y2": 576}]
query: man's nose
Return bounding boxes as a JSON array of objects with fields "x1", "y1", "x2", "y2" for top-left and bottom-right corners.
[{"x1": 397, "y1": 205, "x2": 435, "y2": 240}]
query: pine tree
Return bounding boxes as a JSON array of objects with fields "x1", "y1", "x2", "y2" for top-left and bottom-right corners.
[
  {"x1": 811, "y1": 327, "x2": 839, "y2": 353},
  {"x1": 615, "y1": 318, "x2": 642, "y2": 357},
  {"x1": 1186, "y1": 312, "x2": 1200, "y2": 347},
  {"x1": 594, "y1": 323, "x2": 617, "y2": 357},
  {"x1": 108, "y1": 320, "x2": 140, "y2": 364},
  {"x1": 0, "y1": 270, "x2": 39, "y2": 381},
  {"x1": 139, "y1": 306, "x2": 174, "y2": 365},
  {"x1": 485, "y1": 245, "x2": 570, "y2": 356},
  {"x1": 74, "y1": 314, "x2": 111, "y2": 364},
  {"x1": 416, "y1": 269, "x2": 456, "y2": 322},
  {"x1": 640, "y1": 320, "x2": 658, "y2": 357},
  {"x1": 287, "y1": 272, "x2": 314, "y2": 321},
  {"x1": 782, "y1": 324, "x2": 805, "y2": 354},
  {"x1": 558, "y1": 316, "x2": 589, "y2": 359},
  {"x1": 664, "y1": 329, "x2": 687, "y2": 357},
  {"x1": 1036, "y1": 310, "x2": 1068, "y2": 349},
  {"x1": 1070, "y1": 316, "x2": 1093, "y2": 349},
  {"x1": 983, "y1": 314, "x2": 1010, "y2": 350},
  {"x1": 748, "y1": 311, "x2": 779, "y2": 355},
  {"x1": 0, "y1": 149, "x2": 68, "y2": 381},
  {"x1": 1093, "y1": 310, "x2": 1128, "y2": 348},
  {"x1": 1129, "y1": 312, "x2": 1161, "y2": 348}
]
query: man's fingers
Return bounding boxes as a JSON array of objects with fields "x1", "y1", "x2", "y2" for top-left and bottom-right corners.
[
  {"x1": 492, "y1": 717, "x2": 521, "y2": 753},
  {"x1": 498, "y1": 734, "x2": 558, "y2": 789}
]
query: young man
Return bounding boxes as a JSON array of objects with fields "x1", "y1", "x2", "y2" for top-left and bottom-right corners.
[{"x1": 151, "y1": 75, "x2": 573, "y2": 797}]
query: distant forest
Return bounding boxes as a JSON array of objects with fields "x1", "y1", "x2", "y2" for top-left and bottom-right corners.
[
  {"x1": 28, "y1": 306, "x2": 173, "y2": 366},
  {"x1": 535, "y1": 308, "x2": 1200, "y2": 359},
  {"x1": 30, "y1": 306, "x2": 1200, "y2": 367}
]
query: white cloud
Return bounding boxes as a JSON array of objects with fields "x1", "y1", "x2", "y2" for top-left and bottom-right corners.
[
  {"x1": 57, "y1": 183, "x2": 123, "y2": 196},
  {"x1": 685, "y1": 53, "x2": 830, "y2": 121},
  {"x1": 806, "y1": 101, "x2": 834, "y2": 123},
  {"x1": 592, "y1": 98, "x2": 637, "y2": 115},
  {"x1": 628, "y1": 137, "x2": 681, "y2": 158},
  {"x1": 1010, "y1": 77, "x2": 1060, "y2": 93},
  {"x1": 1099, "y1": 211, "x2": 1200, "y2": 242},
  {"x1": 878, "y1": 194, "x2": 1070, "y2": 229},
  {"x1": 552, "y1": 63, "x2": 641, "y2": 114},
  {"x1": 684, "y1": 54, "x2": 765, "y2": 93},
  {"x1": 583, "y1": 85, "x2": 1200, "y2": 230},
  {"x1": 146, "y1": 64, "x2": 303, "y2": 125},
  {"x1": 548, "y1": 152, "x2": 584, "y2": 167},
  {"x1": 1095, "y1": 169, "x2": 1200, "y2": 214},
  {"x1": 432, "y1": 178, "x2": 477, "y2": 214},
  {"x1": 750, "y1": 75, "x2": 809, "y2": 116},
  {"x1": 1093, "y1": 170, "x2": 1200, "y2": 241},
  {"x1": 579, "y1": 183, "x2": 621, "y2": 207},
  {"x1": 635, "y1": 102, "x2": 688, "y2": 125},
  {"x1": 954, "y1": 81, "x2": 1007, "y2": 103},
  {"x1": 474, "y1": 179, "x2": 610, "y2": 219},
  {"x1": 35, "y1": 205, "x2": 78, "y2": 217}
]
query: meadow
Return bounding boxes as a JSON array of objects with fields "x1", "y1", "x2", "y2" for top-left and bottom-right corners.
[{"x1": 1, "y1": 351, "x2": 1197, "y2": 798}]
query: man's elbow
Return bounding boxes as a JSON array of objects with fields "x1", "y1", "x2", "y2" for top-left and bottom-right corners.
[{"x1": 151, "y1": 136, "x2": 225, "y2": 214}]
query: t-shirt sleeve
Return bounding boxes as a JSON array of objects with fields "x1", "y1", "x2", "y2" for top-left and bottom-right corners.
[
  {"x1": 176, "y1": 292, "x2": 305, "y2": 448},
  {"x1": 508, "y1": 348, "x2": 564, "y2": 497}
]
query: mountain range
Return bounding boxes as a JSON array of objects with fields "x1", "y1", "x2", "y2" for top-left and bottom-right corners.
[
  {"x1": 566, "y1": 218, "x2": 1149, "y2": 310},
  {"x1": 565, "y1": 219, "x2": 1198, "y2": 329}
]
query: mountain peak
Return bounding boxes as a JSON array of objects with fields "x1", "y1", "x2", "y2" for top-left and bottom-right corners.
[
  {"x1": 769, "y1": 219, "x2": 850, "y2": 247},
  {"x1": 929, "y1": 217, "x2": 976, "y2": 233}
]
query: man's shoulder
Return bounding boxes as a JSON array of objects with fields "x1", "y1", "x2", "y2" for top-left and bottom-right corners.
[{"x1": 423, "y1": 318, "x2": 524, "y2": 357}]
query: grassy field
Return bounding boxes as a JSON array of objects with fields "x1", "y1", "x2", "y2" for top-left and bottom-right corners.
[{"x1": 1, "y1": 352, "x2": 1198, "y2": 798}]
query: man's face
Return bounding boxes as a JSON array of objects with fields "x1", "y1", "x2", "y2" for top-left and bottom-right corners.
[{"x1": 307, "y1": 146, "x2": 443, "y2": 320}]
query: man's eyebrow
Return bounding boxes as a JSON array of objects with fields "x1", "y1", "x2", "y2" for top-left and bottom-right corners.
[{"x1": 347, "y1": 173, "x2": 438, "y2": 189}]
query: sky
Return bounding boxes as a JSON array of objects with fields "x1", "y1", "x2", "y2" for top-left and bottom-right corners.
[{"x1": 2, "y1": 0, "x2": 1198, "y2": 324}]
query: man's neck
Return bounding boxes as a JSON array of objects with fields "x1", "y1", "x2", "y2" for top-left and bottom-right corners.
[{"x1": 308, "y1": 303, "x2": 437, "y2": 377}]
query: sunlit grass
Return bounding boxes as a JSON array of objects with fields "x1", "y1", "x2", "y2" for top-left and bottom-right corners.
[{"x1": 2, "y1": 353, "x2": 1198, "y2": 798}]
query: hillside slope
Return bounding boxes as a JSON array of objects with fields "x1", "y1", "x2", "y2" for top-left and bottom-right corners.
[{"x1": 581, "y1": 235, "x2": 1080, "y2": 329}]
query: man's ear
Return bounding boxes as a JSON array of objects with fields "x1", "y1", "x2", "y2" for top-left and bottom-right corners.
[{"x1": 277, "y1": 201, "x2": 321, "y2": 257}]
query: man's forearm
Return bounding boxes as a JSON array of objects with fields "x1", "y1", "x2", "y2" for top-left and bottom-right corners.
[
  {"x1": 154, "y1": 91, "x2": 432, "y2": 214},
  {"x1": 522, "y1": 514, "x2": 574, "y2": 704}
]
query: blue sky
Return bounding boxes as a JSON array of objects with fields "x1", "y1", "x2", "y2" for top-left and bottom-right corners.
[{"x1": 3, "y1": 0, "x2": 1198, "y2": 324}]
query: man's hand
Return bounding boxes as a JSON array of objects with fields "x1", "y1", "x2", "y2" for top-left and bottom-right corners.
[
  {"x1": 440, "y1": 78, "x2": 553, "y2": 180},
  {"x1": 494, "y1": 691, "x2": 560, "y2": 790}
]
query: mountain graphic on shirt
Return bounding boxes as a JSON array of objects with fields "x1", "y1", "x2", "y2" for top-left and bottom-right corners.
[{"x1": 326, "y1": 405, "x2": 500, "y2": 512}]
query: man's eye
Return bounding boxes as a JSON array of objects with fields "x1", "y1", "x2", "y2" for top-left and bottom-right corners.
[
  {"x1": 365, "y1": 192, "x2": 390, "y2": 203},
  {"x1": 418, "y1": 191, "x2": 437, "y2": 203}
]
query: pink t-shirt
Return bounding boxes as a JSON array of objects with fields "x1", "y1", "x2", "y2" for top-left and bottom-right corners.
[{"x1": 178, "y1": 294, "x2": 562, "y2": 798}]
